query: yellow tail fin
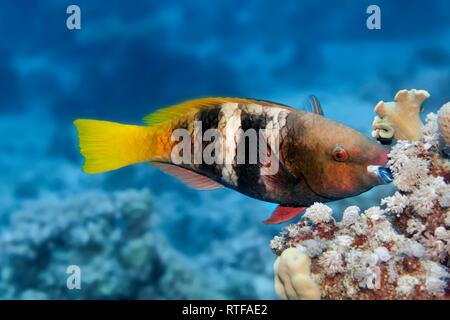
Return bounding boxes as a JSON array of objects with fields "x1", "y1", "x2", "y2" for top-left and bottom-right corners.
[{"x1": 74, "y1": 119, "x2": 155, "y2": 174}]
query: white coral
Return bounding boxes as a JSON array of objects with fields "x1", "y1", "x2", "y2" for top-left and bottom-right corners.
[
  {"x1": 388, "y1": 140, "x2": 420, "y2": 159},
  {"x1": 347, "y1": 251, "x2": 380, "y2": 289},
  {"x1": 445, "y1": 210, "x2": 450, "y2": 227},
  {"x1": 340, "y1": 206, "x2": 360, "y2": 226},
  {"x1": 433, "y1": 176, "x2": 450, "y2": 208},
  {"x1": 389, "y1": 153, "x2": 430, "y2": 193},
  {"x1": 421, "y1": 234, "x2": 446, "y2": 261},
  {"x1": 351, "y1": 218, "x2": 369, "y2": 236},
  {"x1": 270, "y1": 236, "x2": 284, "y2": 252},
  {"x1": 399, "y1": 239, "x2": 426, "y2": 258},
  {"x1": 422, "y1": 113, "x2": 439, "y2": 150},
  {"x1": 374, "y1": 220, "x2": 397, "y2": 243},
  {"x1": 387, "y1": 261, "x2": 399, "y2": 283},
  {"x1": 409, "y1": 183, "x2": 439, "y2": 217},
  {"x1": 434, "y1": 227, "x2": 449, "y2": 241},
  {"x1": 381, "y1": 192, "x2": 409, "y2": 214},
  {"x1": 365, "y1": 266, "x2": 381, "y2": 290},
  {"x1": 318, "y1": 250, "x2": 344, "y2": 276},
  {"x1": 374, "y1": 247, "x2": 391, "y2": 262},
  {"x1": 422, "y1": 261, "x2": 449, "y2": 296},
  {"x1": 396, "y1": 275, "x2": 420, "y2": 296},
  {"x1": 439, "y1": 187, "x2": 450, "y2": 208},
  {"x1": 406, "y1": 219, "x2": 426, "y2": 237},
  {"x1": 304, "y1": 203, "x2": 333, "y2": 224},
  {"x1": 364, "y1": 206, "x2": 385, "y2": 221},
  {"x1": 285, "y1": 224, "x2": 301, "y2": 238},
  {"x1": 336, "y1": 235, "x2": 354, "y2": 249},
  {"x1": 300, "y1": 240, "x2": 325, "y2": 258}
]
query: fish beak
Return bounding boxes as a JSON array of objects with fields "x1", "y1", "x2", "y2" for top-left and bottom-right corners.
[{"x1": 367, "y1": 165, "x2": 393, "y2": 184}]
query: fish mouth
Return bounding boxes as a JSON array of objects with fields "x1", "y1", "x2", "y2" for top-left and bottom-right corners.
[{"x1": 367, "y1": 165, "x2": 393, "y2": 184}]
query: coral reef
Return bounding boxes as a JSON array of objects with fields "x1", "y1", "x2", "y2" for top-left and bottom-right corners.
[
  {"x1": 383, "y1": 113, "x2": 449, "y2": 267},
  {"x1": 438, "y1": 102, "x2": 450, "y2": 153},
  {"x1": 371, "y1": 89, "x2": 429, "y2": 143},
  {"x1": 155, "y1": 185, "x2": 280, "y2": 299},
  {"x1": 271, "y1": 100, "x2": 449, "y2": 300},
  {"x1": 0, "y1": 189, "x2": 220, "y2": 299},
  {"x1": 197, "y1": 228, "x2": 276, "y2": 299},
  {"x1": 274, "y1": 248, "x2": 320, "y2": 300}
]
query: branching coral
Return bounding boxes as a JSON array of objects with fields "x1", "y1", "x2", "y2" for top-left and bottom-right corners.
[
  {"x1": 272, "y1": 97, "x2": 449, "y2": 300},
  {"x1": 372, "y1": 89, "x2": 429, "y2": 143},
  {"x1": 0, "y1": 189, "x2": 216, "y2": 299},
  {"x1": 384, "y1": 117, "x2": 449, "y2": 266}
]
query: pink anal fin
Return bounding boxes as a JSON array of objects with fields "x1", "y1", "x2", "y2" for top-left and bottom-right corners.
[
  {"x1": 264, "y1": 206, "x2": 305, "y2": 224},
  {"x1": 153, "y1": 162, "x2": 224, "y2": 190}
]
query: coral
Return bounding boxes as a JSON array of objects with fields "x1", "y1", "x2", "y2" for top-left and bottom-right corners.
[
  {"x1": 0, "y1": 189, "x2": 219, "y2": 299},
  {"x1": 273, "y1": 248, "x2": 320, "y2": 300},
  {"x1": 304, "y1": 203, "x2": 334, "y2": 224},
  {"x1": 438, "y1": 102, "x2": 450, "y2": 150},
  {"x1": 156, "y1": 188, "x2": 279, "y2": 299},
  {"x1": 197, "y1": 228, "x2": 277, "y2": 299},
  {"x1": 371, "y1": 89, "x2": 429, "y2": 143},
  {"x1": 272, "y1": 102, "x2": 449, "y2": 300}
]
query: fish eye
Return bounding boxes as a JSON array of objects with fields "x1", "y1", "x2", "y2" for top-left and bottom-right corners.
[{"x1": 332, "y1": 146, "x2": 348, "y2": 162}]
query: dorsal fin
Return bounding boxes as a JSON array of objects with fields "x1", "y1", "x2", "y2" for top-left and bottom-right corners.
[
  {"x1": 152, "y1": 162, "x2": 224, "y2": 190},
  {"x1": 309, "y1": 95, "x2": 324, "y2": 115},
  {"x1": 144, "y1": 97, "x2": 257, "y2": 125},
  {"x1": 300, "y1": 95, "x2": 324, "y2": 116},
  {"x1": 143, "y1": 97, "x2": 296, "y2": 125}
]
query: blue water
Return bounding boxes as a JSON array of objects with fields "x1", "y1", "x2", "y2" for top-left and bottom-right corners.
[{"x1": 0, "y1": 0, "x2": 449, "y2": 299}]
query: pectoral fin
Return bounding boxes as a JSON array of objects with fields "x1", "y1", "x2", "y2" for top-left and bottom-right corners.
[
  {"x1": 264, "y1": 206, "x2": 305, "y2": 224},
  {"x1": 259, "y1": 144, "x2": 299, "y2": 192}
]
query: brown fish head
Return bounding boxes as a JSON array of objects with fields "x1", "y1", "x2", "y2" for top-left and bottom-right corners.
[{"x1": 287, "y1": 113, "x2": 390, "y2": 200}]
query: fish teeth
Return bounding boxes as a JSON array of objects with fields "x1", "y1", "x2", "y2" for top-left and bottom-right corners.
[
  {"x1": 367, "y1": 165, "x2": 393, "y2": 184},
  {"x1": 367, "y1": 165, "x2": 380, "y2": 175}
]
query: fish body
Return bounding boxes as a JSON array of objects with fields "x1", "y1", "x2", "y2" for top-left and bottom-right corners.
[{"x1": 74, "y1": 97, "x2": 390, "y2": 223}]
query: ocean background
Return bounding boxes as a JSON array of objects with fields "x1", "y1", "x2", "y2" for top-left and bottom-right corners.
[{"x1": 0, "y1": 0, "x2": 449, "y2": 299}]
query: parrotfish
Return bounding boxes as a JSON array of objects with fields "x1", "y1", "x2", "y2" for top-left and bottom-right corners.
[{"x1": 74, "y1": 96, "x2": 392, "y2": 224}]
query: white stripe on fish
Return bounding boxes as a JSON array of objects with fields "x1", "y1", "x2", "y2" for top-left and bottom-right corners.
[{"x1": 218, "y1": 102, "x2": 241, "y2": 186}]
